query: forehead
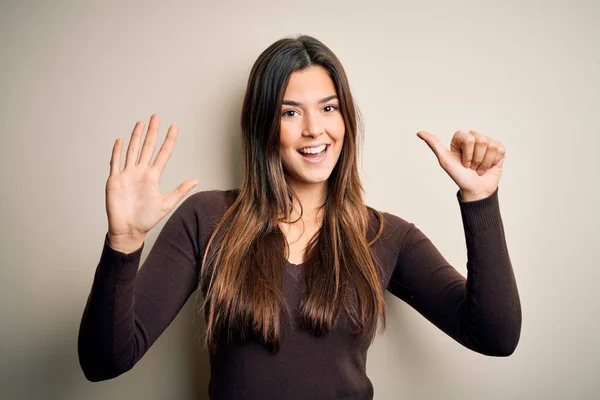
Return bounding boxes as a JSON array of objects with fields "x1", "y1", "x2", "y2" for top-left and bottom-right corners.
[{"x1": 283, "y1": 66, "x2": 337, "y2": 100}]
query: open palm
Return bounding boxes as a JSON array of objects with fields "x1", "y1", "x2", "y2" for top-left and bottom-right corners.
[{"x1": 106, "y1": 114, "x2": 198, "y2": 241}]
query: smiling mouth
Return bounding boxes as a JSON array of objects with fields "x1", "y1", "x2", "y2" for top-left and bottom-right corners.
[{"x1": 297, "y1": 144, "x2": 329, "y2": 162}]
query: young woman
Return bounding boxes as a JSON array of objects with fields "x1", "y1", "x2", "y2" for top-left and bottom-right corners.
[{"x1": 78, "y1": 35, "x2": 521, "y2": 399}]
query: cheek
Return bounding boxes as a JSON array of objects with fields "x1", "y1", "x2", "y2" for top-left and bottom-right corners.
[
  {"x1": 279, "y1": 124, "x2": 297, "y2": 149},
  {"x1": 279, "y1": 128, "x2": 297, "y2": 164},
  {"x1": 330, "y1": 117, "x2": 345, "y2": 142},
  {"x1": 333, "y1": 129, "x2": 345, "y2": 147}
]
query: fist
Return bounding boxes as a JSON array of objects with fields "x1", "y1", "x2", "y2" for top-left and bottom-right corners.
[{"x1": 417, "y1": 129, "x2": 506, "y2": 201}]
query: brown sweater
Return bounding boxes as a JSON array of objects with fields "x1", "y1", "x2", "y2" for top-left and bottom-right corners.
[{"x1": 78, "y1": 187, "x2": 521, "y2": 399}]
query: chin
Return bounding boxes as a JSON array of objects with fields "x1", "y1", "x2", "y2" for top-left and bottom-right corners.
[
  {"x1": 288, "y1": 169, "x2": 333, "y2": 185},
  {"x1": 302, "y1": 176, "x2": 330, "y2": 184}
]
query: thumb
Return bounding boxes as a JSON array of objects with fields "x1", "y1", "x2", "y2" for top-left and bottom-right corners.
[
  {"x1": 416, "y1": 131, "x2": 447, "y2": 161},
  {"x1": 163, "y1": 180, "x2": 199, "y2": 212}
]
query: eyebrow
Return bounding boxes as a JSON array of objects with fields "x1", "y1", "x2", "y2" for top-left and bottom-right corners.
[{"x1": 282, "y1": 95, "x2": 338, "y2": 107}]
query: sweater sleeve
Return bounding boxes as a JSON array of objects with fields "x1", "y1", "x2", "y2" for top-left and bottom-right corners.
[
  {"x1": 77, "y1": 192, "x2": 210, "y2": 382},
  {"x1": 385, "y1": 186, "x2": 522, "y2": 356}
]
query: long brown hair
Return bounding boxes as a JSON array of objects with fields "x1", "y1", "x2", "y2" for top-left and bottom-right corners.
[{"x1": 196, "y1": 35, "x2": 386, "y2": 354}]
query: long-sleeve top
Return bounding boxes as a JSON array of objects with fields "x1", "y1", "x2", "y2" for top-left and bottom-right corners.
[{"x1": 77, "y1": 187, "x2": 521, "y2": 399}]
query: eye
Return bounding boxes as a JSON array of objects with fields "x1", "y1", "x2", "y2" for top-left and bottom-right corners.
[
  {"x1": 324, "y1": 105, "x2": 338, "y2": 113},
  {"x1": 282, "y1": 109, "x2": 298, "y2": 117}
]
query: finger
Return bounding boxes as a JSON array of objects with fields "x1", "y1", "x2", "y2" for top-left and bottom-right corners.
[
  {"x1": 110, "y1": 138, "x2": 122, "y2": 176},
  {"x1": 125, "y1": 121, "x2": 144, "y2": 169},
  {"x1": 152, "y1": 123, "x2": 179, "y2": 172},
  {"x1": 496, "y1": 156, "x2": 506, "y2": 169},
  {"x1": 469, "y1": 131, "x2": 489, "y2": 170},
  {"x1": 493, "y1": 145, "x2": 506, "y2": 166},
  {"x1": 416, "y1": 131, "x2": 447, "y2": 161},
  {"x1": 138, "y1": 114, "x2": 161, "y2": 166},
  {"x1": 450, "y1": 130, "x2": 475, "y2": 167},
  {"x1": 163, "y1": 179, "x2": 200, "y2": 212},
  {"x1": 476, "y1": 145, "x2": 498, "y2": 175}
]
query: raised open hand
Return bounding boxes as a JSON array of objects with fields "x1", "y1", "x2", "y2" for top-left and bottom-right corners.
[{"x1": 105, "y1": 114, "x2": 198, "y2": 249}]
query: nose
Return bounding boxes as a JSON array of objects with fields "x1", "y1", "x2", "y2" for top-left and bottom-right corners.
[{"x1": 302, "y1": 112, "x2": 324, "y2": 138}]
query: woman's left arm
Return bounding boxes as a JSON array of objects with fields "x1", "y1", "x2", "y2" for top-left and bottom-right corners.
[
  {"x1": 386, "y1": 130, "x2": 522, "y2": 356},
  {"x1": 386, "y1": 187, "x2": 522, "y2": 356}
]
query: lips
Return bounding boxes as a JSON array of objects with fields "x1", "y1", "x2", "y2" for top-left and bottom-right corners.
[
  {"x1": 297, "y1": 143, "x2": 328, "y2": 154},
  {"x1": 297, "y1": 144, "x2": 329, "y2": 164}
]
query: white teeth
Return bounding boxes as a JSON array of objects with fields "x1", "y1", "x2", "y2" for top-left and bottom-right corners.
[{"x1": 299, "y1": 144, "x2": 327, "y2": 154}]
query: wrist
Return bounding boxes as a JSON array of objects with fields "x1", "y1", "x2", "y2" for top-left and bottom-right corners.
[
  {"x1": 459, "y1": 190, "x2": 492, "y2": 202},
  {"x1": 107, "y1": 232, "x2": 145, "y2": 254}
]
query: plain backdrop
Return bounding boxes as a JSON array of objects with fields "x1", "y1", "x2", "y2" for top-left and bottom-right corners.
[{"x1": 1, "y1": 0, "x2": 598, "y2": 399}]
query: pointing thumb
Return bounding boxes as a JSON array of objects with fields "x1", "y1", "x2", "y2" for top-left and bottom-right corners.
[{"x1": 416, "y1": 131, "x2": 445, "y2": 162}]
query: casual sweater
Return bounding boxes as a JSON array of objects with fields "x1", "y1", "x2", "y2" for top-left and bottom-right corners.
[{"x1": 78, "y1": 186, "x2": 521, "y2": 399}]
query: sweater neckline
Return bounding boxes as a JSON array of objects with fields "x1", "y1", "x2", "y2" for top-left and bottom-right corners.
[{"x1": 286, "y1": 259, "x2": 305, "y2": 267}]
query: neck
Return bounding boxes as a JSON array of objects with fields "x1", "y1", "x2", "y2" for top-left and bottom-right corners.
[{"x1": 284, "y1": 178, "x2": 328, "y2": 223}]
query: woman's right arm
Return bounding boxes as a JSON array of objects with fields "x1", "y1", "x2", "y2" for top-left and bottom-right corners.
[
  {"x1": 78, "y1": 194, "x2": 203, "y2": 381},
  {"x1": 78, "y1": 115, "x2": 201, "y2": 381}
]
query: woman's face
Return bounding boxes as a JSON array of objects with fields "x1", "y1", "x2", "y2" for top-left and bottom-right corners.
[{"x1": 279, "y1": 65, "x2": 345, "y2": 187}]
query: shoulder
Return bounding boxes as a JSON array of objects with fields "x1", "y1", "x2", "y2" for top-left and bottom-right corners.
[
  {"x1": 366, "y1": 206, "x2": 417, "y2": 253},
  {"x1": 176, "y1": 188, "x2": 238, "y2": 222}
]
